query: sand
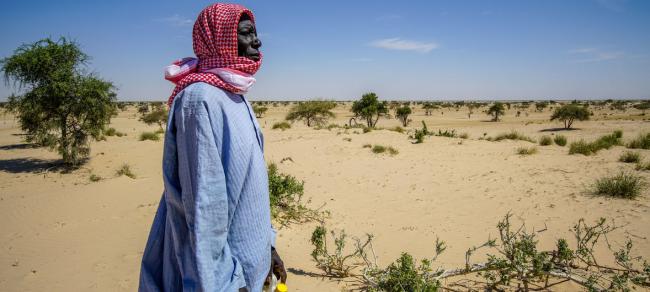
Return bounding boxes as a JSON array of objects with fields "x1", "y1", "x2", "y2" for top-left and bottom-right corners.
[{"x1": 0, "y1": 103, "x2": 649, "y2": 291}]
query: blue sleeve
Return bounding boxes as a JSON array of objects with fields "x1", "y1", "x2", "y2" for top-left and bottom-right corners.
[{"x1": 175, "y1": 92, "x2": 246, "y2": 291}]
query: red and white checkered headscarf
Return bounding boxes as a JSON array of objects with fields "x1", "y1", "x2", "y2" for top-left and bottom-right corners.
[{"x1": 166, "y1": 3, "x2": 262, "y2": 106}]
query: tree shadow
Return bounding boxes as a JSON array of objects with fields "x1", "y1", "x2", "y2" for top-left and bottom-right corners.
[
  {"x1": 0, "y1": 158, "x2": 69, "y2": 173},
  {"x1": 0, "y1": 143, "x2": 38, "y2": 150},
  {"x1": 287, "y1": 267, "x2": 325, "y2": 278},
  {"x1": 539, "y1": 127, "x2": 580, "y2": 132}
]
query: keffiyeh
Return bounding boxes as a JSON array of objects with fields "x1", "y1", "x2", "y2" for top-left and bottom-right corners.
[{"x1": 166, "y1": 3, "x2": 262, "y2": 106}]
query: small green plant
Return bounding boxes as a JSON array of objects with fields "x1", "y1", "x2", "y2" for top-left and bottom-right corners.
[
  {"x1": 388, "y1": 126, "x2": 404, "y2": 134},
  {"x1": 539, "y1": 135, "x2": 553, "y2": 146},
  {"x1": 371, "y1": 145, "x2": 386, "y2": 154},
  {"x1": 435, "y1": 129, "x2": 457, "y2": 138},
  {"x1": 116, "y1": 163, "x2": 136, "y2": 179},
  {"x1": 139, "y1": 131, "x2": 160, "y2": 141},
  {"x1": 310, "y1": 225, "x2": 373, "y2": 278},
  {"x1": 554, "y1": 135, "x2": 567, "y2": 146},
  {"x1": 387, "y1": 147, "x2": 399, "y2": 155},
  {"x1": 104, "y1": 127, "x2": 117, "y2": 136},
  {"x1": 369, "y1": 253, "x2": 442, "y2": 292},
  {"x1": 592, "y1": 171, "x2": 645, "y2": 199},
  {"x1": 272, "y1": 121, "x2": 291, "y2": 130},
  {"x1": 627, "y1": 132, "x2": 650, "y2": 149},
  {"x1": 492, "y1": 131, "x2": 535, "y2": 143},
  {"x1": 569, "y1": 131, "x2": 623, "y2": 155},
  {"x1": 410, "y1": 121, "x2": 429, "y2": 144},
  {"x1": 89, "y1": 174, "x2": 102, "y2": 182},
  {"x1": 516, "y1": 146, "x2": 538, "y2": 155},
  {"x1": 636, "y1": 161, "x2": 650, "y2": 171},
  {"x1": 619, "y1": 151, "x2": 641, "y2": 163},
  {"x1": 268, "y1": 163, "x2": 324, "y2": 227},
  {"x1": 362, "y1": 144, "x2": 372, "y2": 148}
]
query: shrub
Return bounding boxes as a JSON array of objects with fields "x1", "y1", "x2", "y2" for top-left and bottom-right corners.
[
  {"x1": 268, "y1": 163, "x2": 323, "y2": 226},
  {"x1": 2, "y1": 38, "x2": 117, "y2": 166},
  {"x1": 569, "y1": 131, "x2": 623, "y2": 155},
  {"x1": 550, "y1": 104, "x2": 590, "y2": 129},
  {"x1": 89, "y1": 174, "x2": 102, "y2": 182},
  {"x1": 272, "y1": 121, "x2": 291, "y2": 130},
  {"x1": 517, "y1": 146, "x2": 538, "y2": 155},
  {"x1": 387, "y1": 147, "x2": 399, "y2": 155},
  {"x1": 435, "y1": 129, "x2": 457, "y2": 138},
  {"x1": 459, "y1": 132, "x2": 469, "y2": 139},
  {"x1": 592, "y1": 171, "x2": 645, "y2": 199},
  {"x1": 554, "y1": 135, "x2": 567, "y2": 146},
  {"x1": 362, "y1": 126, "x2": 372, "y2": 133},
  {"x1": 104, "y1": 127, "x2": 117, "y2": 136},
  {"x1": 285, "y1": 100, "x2": 336, "y2": 127},
  {"x1": 140, "y1": 107, "x2": 168, "y2": 130},
  {"x1": 370, "y1": 253, "x2": 441, "y2": 292},
  {"x1": 388, "y1": 126, "x2": 404, "y2": 133},
  {"x1": 252, "y1": 105, "x2": 268, "y2": 118},
  {"x1": 116, "y1": 163, "x2": 136, "y2": 179},
  {"x1": 539, "y1": 135, "x2": 553, "y2": 146},
  {"x1": 139, "y1": 131, "x2": 160, "y2": 141},
  {"x1": 410, "y1": 121, "x2": 429, "y2": 144},
  {"x1": 493, "y1": 131, "x2": 535, "y2": 143},
  {"x1": 619, "y1": 151, "x2": 641, "y2": 163},
  {"x1": 636, "y1": 161, "x2": 650, "y2": 171},
  {"x1": 371, "y1": 145, "x2": 386, "y2": 153},
  {"x1": 569, "y1": 140, "x2": 594, "y2": 155},
  {"x1": 627, "y1": 133, "x2": 650, "y2": 149},
  {"x1": 310, "y1": 226, "x2": 373, "y2": 278},
  {"x1": 362, "y1": 144, "x2": 372, "y2": 148}
]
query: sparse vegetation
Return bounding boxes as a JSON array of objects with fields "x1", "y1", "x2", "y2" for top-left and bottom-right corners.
[
  {"x1": 89, "y1": 174, "x2": 102, "y2": 182},
  {"x1": 370, "y1": 145, "x2": 398, "y2": 155},
  {"x1": 104, "y1": 127, "x2": 126, "y2": 137},
  {"x1": 310, "y1": 225, "x2": 373, "y2": 278},
  {"x1": 636, "y1": 161, "x2": 650, "y2": 171},
  {"x1": 539, "y1": 135, "x2": 553, "y2": 146},
  {"x1": 459, "y1": 132, "x2": 469, "y2": 139},
  {"x1": 139, "y1": 107, "x2": 168, "y2": 130},
  {"x1": 554, "y1": 135, "x2": 567, "y2": 146},
  {"x1": 550, "y1": 104, "x2": 590, "y2": 129},
  {"x1": 362, "y1": 144, "x2": 372, "y2": 148},
  {"x1": 491, "y1": 131, "x2": 535, "y2": 143},
  {"x1": 434, "y1": 129, "x2": 457, "y2": 138},
  {"x1": 569, "y1": 131, "x2": 623, "y2": 155},
  {"x1": 115, "y1": 163, "x2": 136, "y2": 179},
  {"x1": 272, "y1": 121, "x2": 291, "y2": 130},
  {"x1": 139, "y1": 131, "x2": 160, "y2": 141},
  {"x1": 252, "y1": 104, "x2": 268, "y2": 118},
  {"x1": 268, "y1": 163, "x2": 325, "y2": 227},
  {"x1": 410, "y1": 121, "x2": 429, "y2": 144},
  {"x1": 592, "y1": 171, "x2": 645, "y2": 199},
  {"x1": 388, "y1": 126, "x2": 404, "y2": 134},
  {"x1": 619, "y1": 151, "x2": 641, "y2": 163},
  {"x1": 285, "y1": 100, "x2": 336, "y2": 127},
  {"x1": 627, "y1": 133, "x2": 650, "y2": 149},
  {"x1": 516, "y1": 146, "x2": 538, "y2": 155}
]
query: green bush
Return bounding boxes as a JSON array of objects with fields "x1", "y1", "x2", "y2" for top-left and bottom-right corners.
[
  {"x1": 104, "y1": 127, "x2": 117, "y2": 136},
  {"x1": 410, "y1": 121, "x2": 429, "y2": 144},
  {"x1": 627, "y1": 133, "x2": 650, "y2": 149},
  {"x1": 569, "y1": 131, "x2": 623, "y2": 155},
  {"x1": 371, "y1": 253, "x2": 441, "y2": 292},
  {"x1": 592, "y1": 171, "x2": 645, "y2": 199},
  {"x1": 139, "y1": 131, "x2": 160, "y2": 141},
  {"x1": 435, "y1": 129, "x2": 457, "y2": 138},
  {"x1": 272, "y1": 121, "x2": 291, "y2": 130},
  {"x1": 268, "y1": 163, "x2": 323, "y2": 226},
  {"x1": 89, "y1": 174, "x2": 102, "y2": 182},
  {"x1": 554, "y1": 135, "x2": 567, "y2": 146},
  {"x1": 493, "y1": 131, "x2": 535, "y2": 143},
  {"x1": 116, "y1": 163, "x2": 136, "y2": 179},
  {"x1": 372, "y1": 145, "x2": 386, "y2": 153},
  {"x1": 517, "y1": 146, "x2": 538, "y2": 155},
  {"x1": 619, "y1": 151, "x2": 641, "y2": 163},
  {"x1": 636, "y1": 161, "x2": 650, "y2": 171},
  {"x1": 539, "y1": 135, "x2": 553, "y2": 146}
]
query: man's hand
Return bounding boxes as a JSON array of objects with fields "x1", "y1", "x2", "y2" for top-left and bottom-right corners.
[{"x1": 267, "y1": 247, "x2": 287, "y2": 284}]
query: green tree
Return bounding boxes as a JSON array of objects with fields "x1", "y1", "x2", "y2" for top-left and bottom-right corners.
[
  {"x1": 253, "y1": 104, "x2": 268, "y2": 118},
  {"x1": 535, "y1": 101, "x2": 549, "y2": 112},
  {"x1": 285, "y1": 100, "x2": 336, "y2": 127},
  {"x1": 487, "y1": 102, "x2": 506, "y2": 122},
  {"x1": 2, "y1": 38, "x2": 116, "y2": 166},
  {"x1": 351, "y1": 92, "x2": 389, "y2": 128},
  {"x1": 395, "y1": 105, "x2": 412, "y2": 127},
  {"x1": 140, "y1": 107, "x2": 168, "y2": 130},
  {"x1": 551, "y1": 104, "x2": 590, "y2": 129}
]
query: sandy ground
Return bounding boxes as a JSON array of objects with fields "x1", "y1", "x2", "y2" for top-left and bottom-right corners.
[{"x1": 1, "y1": 103, "x2": 649, "y2": 291}]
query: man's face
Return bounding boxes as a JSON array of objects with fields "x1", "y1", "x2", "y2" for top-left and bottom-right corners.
[{"x1": 237, "y1": 18, "x2": 261, "y2": 61}]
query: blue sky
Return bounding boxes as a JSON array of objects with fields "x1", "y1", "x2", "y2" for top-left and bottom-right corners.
[{"x1": 1, "y1": 0, "x2": 649, "y2": 101}]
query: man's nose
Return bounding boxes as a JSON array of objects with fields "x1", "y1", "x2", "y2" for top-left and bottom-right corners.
[{"x1": 252, "y1": 36, "x2": 262, "y2": 49}]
